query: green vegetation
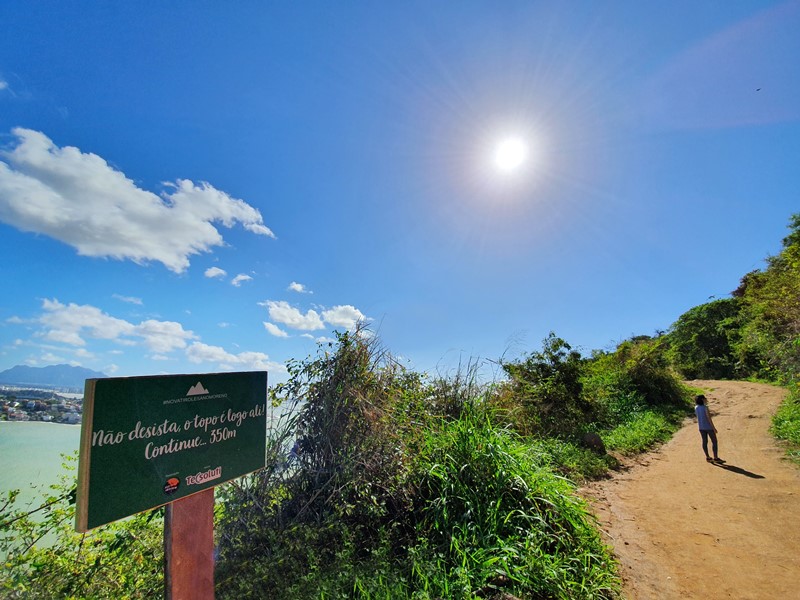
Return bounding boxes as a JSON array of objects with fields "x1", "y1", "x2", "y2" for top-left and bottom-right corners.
[
  {"x1": 602, "y1": 409, "x2": 683, "y2": 455},
  {"x1": 771, "y1": 384, "x2": 800, "y2": 464},
  {"x1": 660, "y1": 214, "x2": 799, "y2": 458},
  {"x1": 2, "y1": 213, "x2": 797, "y2": 598},
  {"x1": 0, "y1": 455, "x2": 163, "y2": 599},
  {"x1": 214, "y1": 330, "x2": 625, "y2": 599},
  {"x1": 665, "y1": 298, "x2": 744, "y2": 379}
]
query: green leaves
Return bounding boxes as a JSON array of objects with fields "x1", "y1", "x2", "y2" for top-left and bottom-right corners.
[
  {"x1": 664, "y1": 298, "x2": 744, "y2": 379},
  {"x1": 215, "y1": 330, "x2": 622, "y2": 599},
  {"x1": 0, "y1": 454, "x2": 163, "y2": 599},
  {"x1": 408, "y1": 409, "x2": 617, "y2": 599},
  {"x1": 501, "y1": 333, "x2": 593, "y2": 438}
]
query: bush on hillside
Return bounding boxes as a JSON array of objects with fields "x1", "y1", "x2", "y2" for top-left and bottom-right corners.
[
  {"x1": 216, "y1": 328, "x2": 423, "y2": 596},
  {"x1": 728, "y1": 214, "x2": 800, "y2": 382},
  {"x1": 215, "y1": 329, "x2": 621, "y2": 599},
  {"x1": 500, "y1": 333, "x2": 595, "y2": 439},
  {"x1": 0, "y1": 455, "x2": 163, "y2": 599},
  {"x1": 407, "y1": 409, "x2": 618, "y2": 599},
  {"x1": 664, "y1": 299, "x2": 744, "y2": 379},
  {"x1": 771, "y1": 384, "x2": 800, "y2": 463}
]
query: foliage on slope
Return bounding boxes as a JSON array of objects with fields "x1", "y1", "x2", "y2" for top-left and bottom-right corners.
[
  {"x1": 0, "y1": 455, "x2": 163, "y2": 599},
  {"x1": 658, "y1": 214, "x2": 800, "y2": 457},
  {"x1": 215, "y1": 330, "x2": 620, "y2": 599},
  {"x1": 497, "y1": 332, "x2": 691, "y2": 470},
  {"x1": 663, "y1": 213, "x2": 799, "y2": 384},
  {"x1": 4, "y1": 213, "x2": 796, "y2": 598}
]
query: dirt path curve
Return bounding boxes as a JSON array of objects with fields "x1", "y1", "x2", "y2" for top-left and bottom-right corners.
[{"x1": 581, "y1": 380, "x2": 800, "y2": 600}]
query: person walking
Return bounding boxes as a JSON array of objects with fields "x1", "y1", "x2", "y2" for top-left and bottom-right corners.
[{"x1": 695, "y1": 395, "x2": 722, "y2": 463}]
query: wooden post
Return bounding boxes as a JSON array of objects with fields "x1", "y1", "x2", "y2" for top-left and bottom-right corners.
[{"x1": 164, "y1": 489, "x2": 215, "y2": 599}]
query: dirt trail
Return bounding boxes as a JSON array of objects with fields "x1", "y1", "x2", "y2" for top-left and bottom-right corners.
[{"x1": 582, "y1": 380, "x2": 800, "y2": 600}]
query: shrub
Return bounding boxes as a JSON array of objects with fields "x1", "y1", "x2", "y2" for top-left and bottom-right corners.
[
  {"x1": 501, "y1": 333, "x2": 595, "y2": 439},
  {"x1": 664, "y1": 299, "x2": 744, "y2": 379},
  {"x1": 408, "y1": 408, "x2": 619, "y2": 599},
  {"x1": 0, "y1": 454, "x2": 163, "y2": 599},
  {"x1": 215, "y1": 331, "x2": 621, "y2": 598},
  {"x1": 602, "y1": 409, "x2": 684, "y2": 455},
  {"x1": 772, "y1": 384, "x2": 800, "y2": 463}
]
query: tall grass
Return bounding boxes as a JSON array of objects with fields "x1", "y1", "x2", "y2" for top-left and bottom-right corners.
[
  {"x1": 772, "y1": 383, "x2": 800, "y2": 463},
  {"x1": 408, "y1": 408, "x2": 619, "y2": 599},
  {"x1": 602, "y1": 409, "x2": 683, "y2": 455},
  {"x1": 215, "y1": 331, "x2": 621, "y2": 599}
]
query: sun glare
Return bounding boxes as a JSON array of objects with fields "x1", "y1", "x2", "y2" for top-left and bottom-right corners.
[{"x1": 493, "y1": 137, "x2": 528, "y2": 172}]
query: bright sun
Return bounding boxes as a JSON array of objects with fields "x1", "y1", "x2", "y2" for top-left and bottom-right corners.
[{"x1": 493, "y1": 137, "x2": 528, "y2": 172}]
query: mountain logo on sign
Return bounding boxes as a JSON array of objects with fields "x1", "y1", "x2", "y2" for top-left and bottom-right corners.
[{"x1": 187, "y1": 382, "x2": 209, "y2": 396}]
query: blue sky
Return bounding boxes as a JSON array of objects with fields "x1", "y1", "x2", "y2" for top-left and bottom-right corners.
[{"x1": 1, "y1": 1, "x2": 798, "y2": 383}]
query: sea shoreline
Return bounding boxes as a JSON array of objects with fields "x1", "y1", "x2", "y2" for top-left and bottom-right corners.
[{"x1": 0, "y1": 421, "x2": 82, "y2": 501}]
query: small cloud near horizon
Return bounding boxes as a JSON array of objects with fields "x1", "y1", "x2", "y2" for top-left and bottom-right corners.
[
  {"x1": 260, "y1": 300, "x2": 325, "y2": 331},
  {"x1": 186, "y1": 341, "x2": 285, "y2": 373},
  {"x1": 205, "y1": 267, "x2": 227, "y2": 279},
  {"x1": 322, "y1": 305, "x2": 367, "y2": 330}
]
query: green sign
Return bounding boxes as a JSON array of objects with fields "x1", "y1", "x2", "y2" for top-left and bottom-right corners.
[{"x1": 76, "y1": 371, "x2": 267, "y2": 531}]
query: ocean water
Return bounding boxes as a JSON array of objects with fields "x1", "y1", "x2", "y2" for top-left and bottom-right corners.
[{"x1": 0, "y1": 421, "x2": 81, "y2": 505}]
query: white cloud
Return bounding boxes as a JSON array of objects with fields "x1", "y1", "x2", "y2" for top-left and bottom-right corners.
[
  {"x1": 0, "y1": 80, "x2": 7, "y2": 91},
  {"x1": 113, "y1": 294, "x2": 143, "y2": 305},
  {"x1": 186, "y1": 342, "x2": 285, "y2": 372},
  {"x1": 301, "y1": 333, "x2": 336, "y2": 345},
  {"x1": 205, "y1": 267, "x2": 227, "y2": 279},
  {"x1": 322, "y1": 305, "x2": 367, "y2": 330},
  {"x1": 0, "y1": 128, "x2": 275, "y2": 273},
  {"x1": 218, "y1": 322, "x2": 231, "y2": 328},
  {"x1": 6, "y1": 316, "x2": 27, "y2": 324},
  {"x1": 231, "y1": 273, "x2": 253, "y2": 287},
  {"x1": 261, "y1": 300, "x2": 324, "y2": 331},
  {"x1": 37, "y1": 299, "x2": 196, "y2": 353},
  {"x1": 288, "y1": 281, "x2": 311, "y2": 294},
  {"x1": 41, "y1": 352, "x2": 65, "y2": 363},
  {"x1": 263, "y1": 322, "x2": 289, "y2": 338},
  {"x1": 25, "y1": 299, "x2": 284, "y2": 373},
  {"x1": 104, "y1": 363, "x2": 119, "y2": 374},
  {"x1": 134, "y1": 319, "x2": 196, "y2": 353},
  {"x1": 259, "y1": 300, "x2": 368, "y2": 332},
  {"x1": 40, "y1": 299, "x2": 135, "y2": 346}
]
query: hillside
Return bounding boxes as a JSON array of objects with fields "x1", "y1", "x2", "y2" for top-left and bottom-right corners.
[
  {"x1": 0, "y1": 364, "x2": 107, "y2": 389},
  {"x1": 582, "y1": 380, "x2": 799, "y2": 599}
]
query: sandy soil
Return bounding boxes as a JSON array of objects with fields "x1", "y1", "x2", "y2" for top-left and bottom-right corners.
[{"x1": 581, "y1": 380, "x2": 800, "y2": 600}]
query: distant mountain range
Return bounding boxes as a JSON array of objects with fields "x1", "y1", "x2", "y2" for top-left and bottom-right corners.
[{"x1": 0, "y1": 364, "x2": 107, "y2": 389}]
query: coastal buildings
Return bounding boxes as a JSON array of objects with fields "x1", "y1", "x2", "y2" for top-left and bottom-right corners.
[{"x1": 0, "y1": 386, "x2": 83, "y2": 424}]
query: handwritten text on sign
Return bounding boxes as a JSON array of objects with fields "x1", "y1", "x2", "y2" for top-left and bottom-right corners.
[{"x1": 91, "y1": 405, "x2": 266, "y2": 459}]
